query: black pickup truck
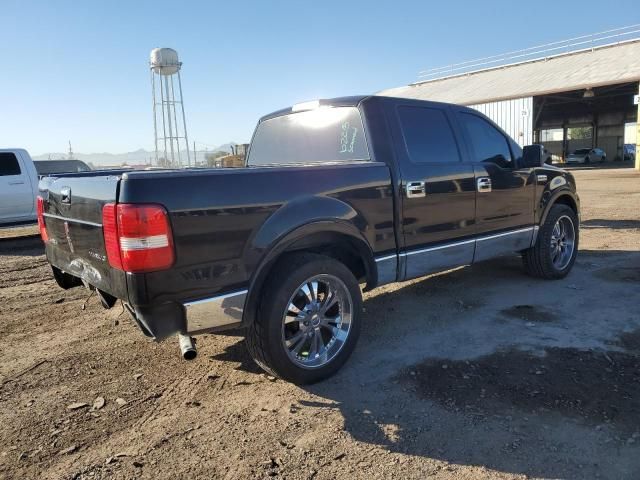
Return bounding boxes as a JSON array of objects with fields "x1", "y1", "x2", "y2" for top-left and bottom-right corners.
[{"x1": 38, "y1": 95, "x2": 580, "y2": 383}]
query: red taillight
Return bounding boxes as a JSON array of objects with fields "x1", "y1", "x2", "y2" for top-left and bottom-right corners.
[
  {"x1": 36, "y1": 196, "x2": 49, "y2": 243},
  {"x1": 102, "y1": 203, "x2": 174, "y2": 273},
  {"x1": 102, "y1": 203, "x2": 123, "y2": 270}
]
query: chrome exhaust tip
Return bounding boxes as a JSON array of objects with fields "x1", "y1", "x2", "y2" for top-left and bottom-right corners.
[{"x1": 178, "y1": 333, "x2": 197, "y2": 360}]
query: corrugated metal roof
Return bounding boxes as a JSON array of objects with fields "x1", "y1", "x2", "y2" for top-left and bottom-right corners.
[{"x1": 379, "y1": 40, "x2": 640, "y2": 105}]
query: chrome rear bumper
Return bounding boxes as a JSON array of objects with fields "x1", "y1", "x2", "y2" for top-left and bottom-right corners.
[{"x1": 183, "y1": 289, "x2": 247, "y2": 334}]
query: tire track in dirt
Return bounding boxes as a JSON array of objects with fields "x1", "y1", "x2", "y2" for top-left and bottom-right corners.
[
  {"x1": 0, "y1": 257, "x2": 52, "y2": 289},
  {"x1": 133, "y1": 359, "x2": 214, "y2": 429},
  {"x1": 0, "y1": 259, "x2": 48, "y2": 274}
]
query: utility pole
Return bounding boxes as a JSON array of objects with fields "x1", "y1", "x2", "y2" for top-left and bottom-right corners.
[
  {"x1": 194, "y1": 141, "x2": 197, "y2": 166},
  {"x1": 68, "y1": 140, "x2": 74, "y2": 160}
]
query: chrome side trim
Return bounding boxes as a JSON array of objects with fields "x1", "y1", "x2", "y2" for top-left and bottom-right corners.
[
  {"x1": 184, "y1": 289, "x2": 247, "y2": 334},
  {"x1": 400, "y1": 238, "x2": 476, "y2": 257},
  {"x1": 374, "y1": 254, "x2": 398, "y2": 285},
  {"x1": 476, "y1": 226, "x2": 534, "y2": 242},
  {"x1": 399, "y1": 226, "x2": 536, "y2": 280},
  {"x1": 43, "y1": 213, "x2": 102, "y2": 228},
  {"x1": 403, "y1": 240, "x2": 474, "y2": 280},
  {"x1": 399, "y1": 227, "x2": 535, "y2": 258},
  {"x1": 375, "y1": 226, "x2": 537, "y2": 285},
  {"x1": 474, "y1": 227, "x2": 534, "y2": 262},
  {"x1": 375, "y1": 254, "x2": 397, "y2": 263}
]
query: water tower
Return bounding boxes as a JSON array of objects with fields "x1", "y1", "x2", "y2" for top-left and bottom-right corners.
[{"x1": 150, "y1": 48, "x2": 190, "y2": 167}]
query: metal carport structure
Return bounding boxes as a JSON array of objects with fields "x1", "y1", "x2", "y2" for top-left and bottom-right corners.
[{"x1": 379, "y1": 26, "x2": 640, "y2": 170}]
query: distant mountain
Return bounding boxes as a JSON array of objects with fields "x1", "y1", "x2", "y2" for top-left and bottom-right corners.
[{"x1": 33, "y1": 143, "x2": 238, "y2": 167}]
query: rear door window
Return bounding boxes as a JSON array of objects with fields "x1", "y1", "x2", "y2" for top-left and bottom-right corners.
[
  {"x1": 459, "y1": 112, "x2": 513, "y2": 167},
  {"x1": 247, "y1": 106, "x2": 369, "y2": 166},
  {"x1": 397, "y1": 106, "x2": 461, "y2": 163},
  {"x1": 0, "y1": 152, "x2": 22, "y2": 176}
]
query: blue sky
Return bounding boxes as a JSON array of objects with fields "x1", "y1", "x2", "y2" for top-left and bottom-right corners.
[{"x1": 2, "y1": 0, "x2": 638, "y2": 155}]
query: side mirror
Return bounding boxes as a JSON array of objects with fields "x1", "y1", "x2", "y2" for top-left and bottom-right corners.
[{"x1": 522, "y1": 144, "x2": 544, "y2": 168}]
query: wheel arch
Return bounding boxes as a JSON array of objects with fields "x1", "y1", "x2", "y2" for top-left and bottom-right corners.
[
  {"x1": 539, "y1": 189, "x2": 580, "y2": 227},
  {"x1": 242, "y1": 221, "x2": 377, "y2": 327}
]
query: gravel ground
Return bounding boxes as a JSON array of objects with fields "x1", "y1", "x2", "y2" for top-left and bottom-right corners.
[
  {"x1": 0, "y1": 224, "x2": 37, "y2": 240},
  {"x1": 1, "y1": 167, "x2": 639, "y2": 480}
]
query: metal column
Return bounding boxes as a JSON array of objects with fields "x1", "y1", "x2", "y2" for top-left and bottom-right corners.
[{"x1": 636, "y1": 81, "x2": 640, "y2": 171}]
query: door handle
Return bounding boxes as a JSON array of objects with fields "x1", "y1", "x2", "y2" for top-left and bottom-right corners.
[
  {"x1": 8, "y1": 181, "x2": 25, "y2": 185},
  {"x1": 477, "y1": 177, "x2": 492, "y2": 193},
  {"x1": 405, "y1": 181, "x2": 426, "y2": 198}
]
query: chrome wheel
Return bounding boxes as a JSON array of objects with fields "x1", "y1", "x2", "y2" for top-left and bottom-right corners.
[
  {"x1": 550, "y1": 215, "x2": 575, "y2": 270},
  {"x1": 281, "y1": 274, "x2": 353, "y2": 369}
]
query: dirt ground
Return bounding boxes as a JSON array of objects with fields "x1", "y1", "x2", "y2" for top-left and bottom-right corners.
[{"x1": 1, "y1": 167, "x2": 639, "y2": 480}]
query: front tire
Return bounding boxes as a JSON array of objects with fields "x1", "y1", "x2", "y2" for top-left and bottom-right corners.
[
  {"x1": 245, "y1": 253, "x2": 362, "y2": 384},
  {"x1": 522, "y1": 204, "x2": 579, "y2": 279}
]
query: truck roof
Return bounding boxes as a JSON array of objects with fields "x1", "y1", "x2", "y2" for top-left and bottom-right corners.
[
  {"x1": 260, "y1": 95, "x2": 371, "y2": 122},
  {"x1": 258, "y1": 95, "x2": 472, "y2": 123}
]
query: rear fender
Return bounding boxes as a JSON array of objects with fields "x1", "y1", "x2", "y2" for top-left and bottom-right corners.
[{"x1": 241, "y1": 195, "x2": 375, "y2": 326}]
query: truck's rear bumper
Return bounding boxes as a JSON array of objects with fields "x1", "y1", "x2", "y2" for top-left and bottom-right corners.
[
  {"x1": 183, "y1": 290, "x2": 247, "y2": 335},
  {"x1": 126, "y1": 290, "x2": 247, "y2": 340},
  {"x1": 48, "y1": 242, "x2": 247, "y2": 340},
  {"x1": 50, "y1": 259, "x2": 247, "y2": 340}
]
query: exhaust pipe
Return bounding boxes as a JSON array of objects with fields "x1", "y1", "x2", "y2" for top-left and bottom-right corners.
[{"x1": 178, "y1": 334, "x2": 197, "y2": 360}]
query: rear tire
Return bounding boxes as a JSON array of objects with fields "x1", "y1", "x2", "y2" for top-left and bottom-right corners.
[
  {"x1": 522, "y1": 204, "x2": 579, "y2": 279},
  {"x1": 245, "y1": 253, "x2": 362, "y2": 384}
]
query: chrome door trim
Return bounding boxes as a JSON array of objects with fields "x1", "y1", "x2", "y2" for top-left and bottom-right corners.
[
  {"x1": 374, "y1": 253, "x2": 397, "y2": 263},
  {"x1": 403, "y1": 239, "x2": 475, "y2": 280},
  {"x1": 398, "y1": 226, "x2": 535, "y2": 258},
  {"x1": 474, "y1": 227, "x2": 534, "y2": 262},
  {"x1": 375, "y1": 226, "x2": 537, "y2": 285},
  {"x1": 399, "y1": 226, "x2": 536, "y2": 280},
  {"x1": 405, "y1": 181, "x2": 426, "y2": 198},
  {"x1": 476, "y1": 177, "x2": 492, "y2": 193},
  {"x1": 475, "y1": 226, "x2": 534, "y2": 242},
  {"x1": 400, "y1": 237, "x2": 476, "y2": 257},
  {"x1": 374, "y1": 254, "x2": 398, "y2": 285}
]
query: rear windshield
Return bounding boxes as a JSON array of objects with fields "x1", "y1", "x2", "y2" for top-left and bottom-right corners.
[
  {"x1": 34, "y1": 160, "x2": 91, "y2": 175},
  {"x1": 572, "y1": 149, "x2": 590, "y2": 154},
  {"x1": 247, "y1": 106, "x2": 369, "y2": 166}
]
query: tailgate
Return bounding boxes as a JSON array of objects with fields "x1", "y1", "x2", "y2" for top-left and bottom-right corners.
[{"x1": 41, "y1": 173, "x2": 128, "y2": 300}]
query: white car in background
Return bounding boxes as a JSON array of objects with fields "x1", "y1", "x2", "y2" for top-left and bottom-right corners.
[
  {"x1": 565, "y1": 148, "x2": 606, "y2": 164},
  {"x1": 0, "y1": 149, "x2": 39, "y2": 225}
]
